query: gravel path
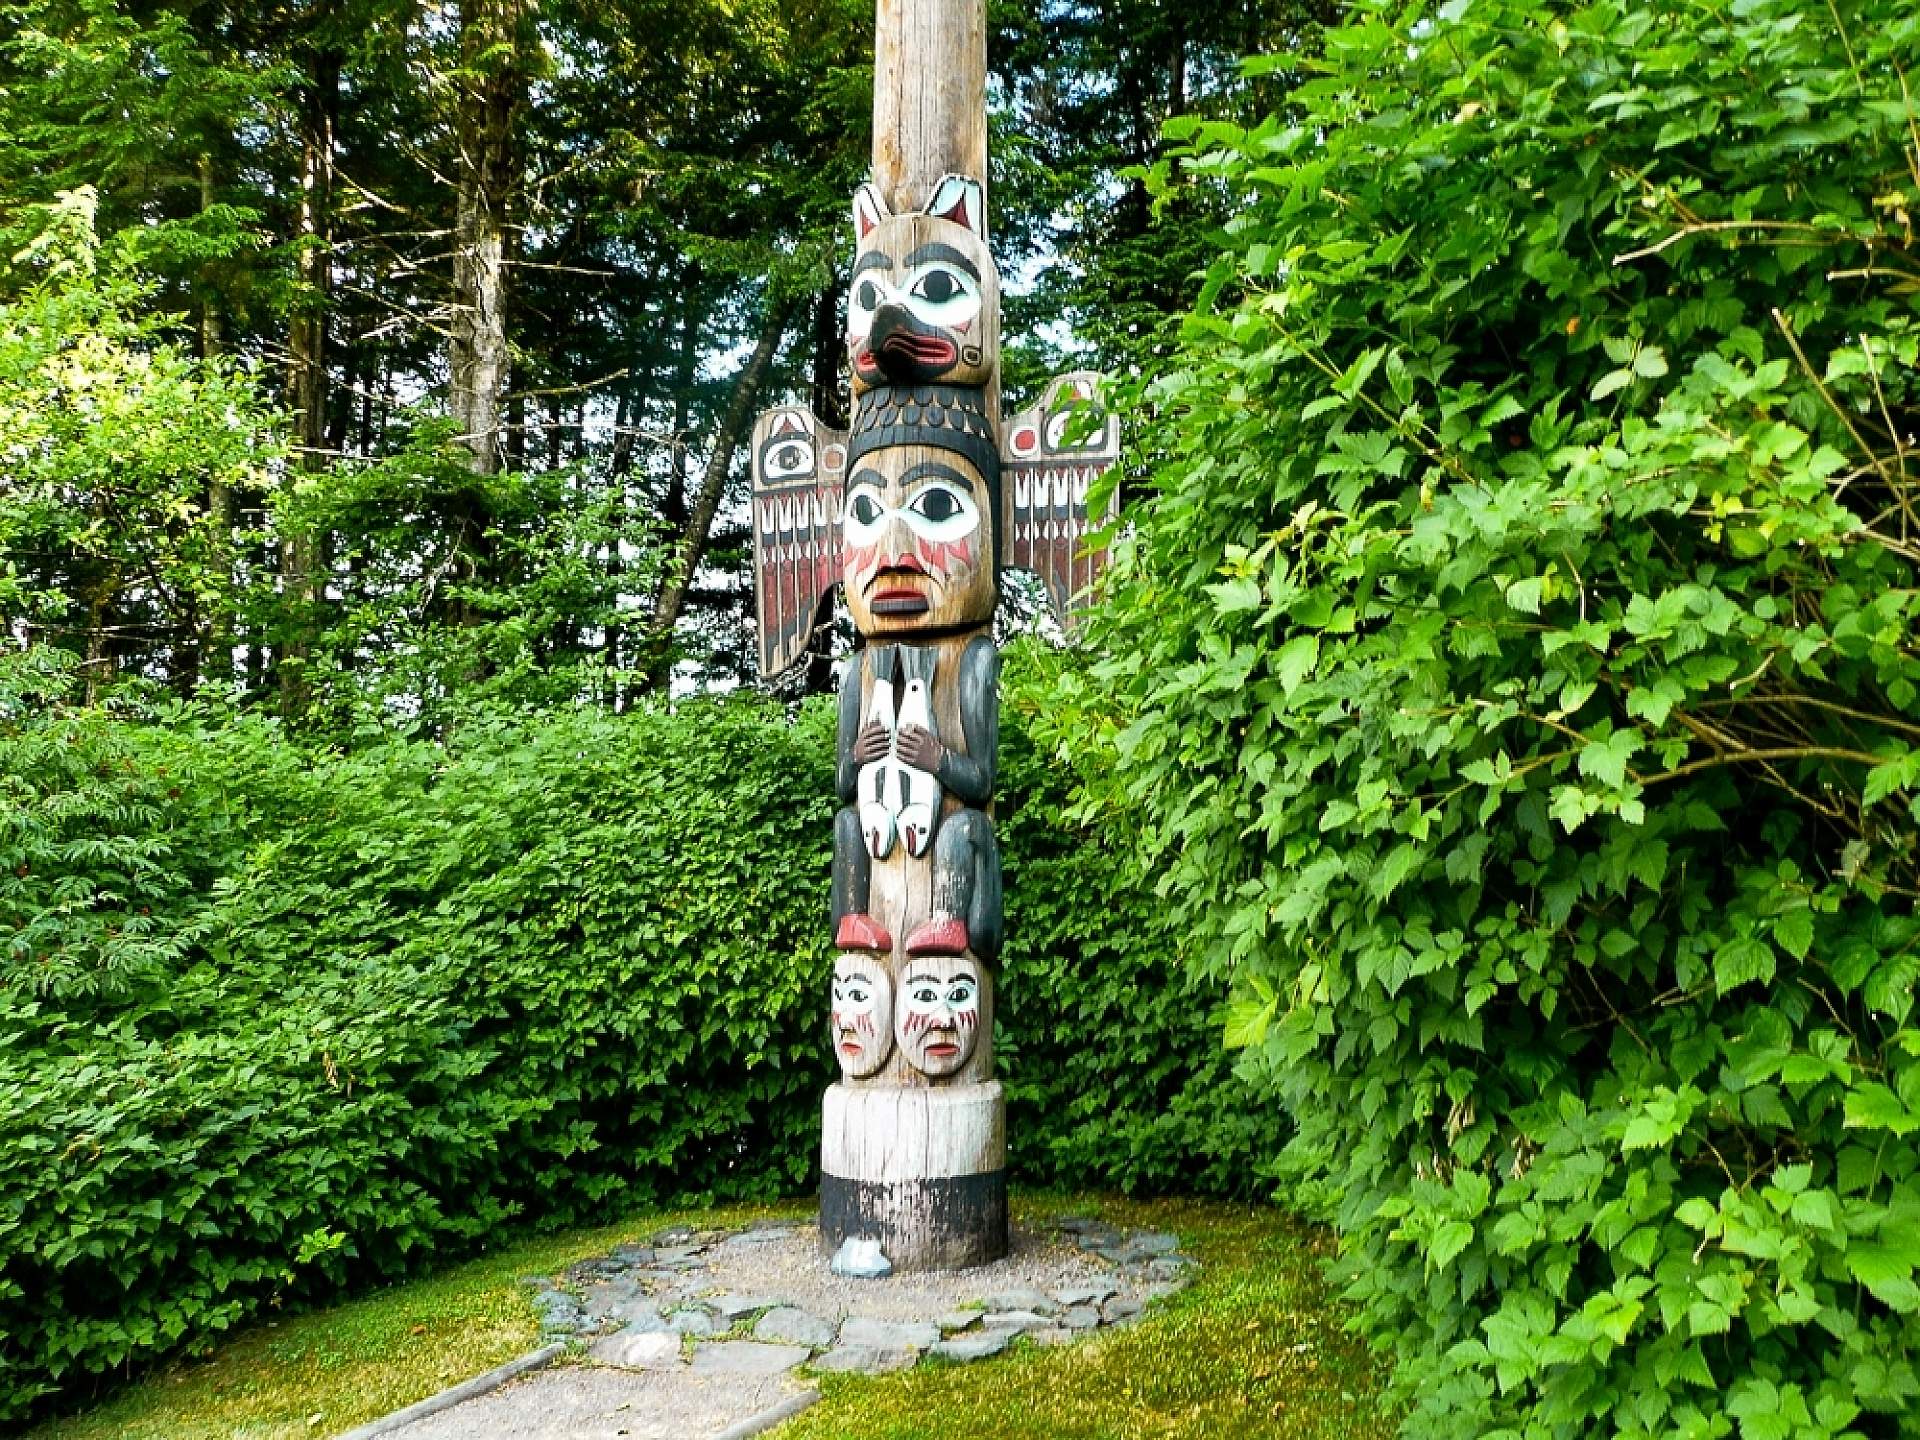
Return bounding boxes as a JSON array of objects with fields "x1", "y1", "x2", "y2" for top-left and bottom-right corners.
[
  {"x1": 359, "y1": 1214, "x2": 1199, "y2": 1440},
  {"x1": 381, "y1": 1368, "x2": 807, "y2": 1440}
]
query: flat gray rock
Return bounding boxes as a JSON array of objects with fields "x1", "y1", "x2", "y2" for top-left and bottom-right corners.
[
  {"x1": 811, "y1": 1344, "x2": 916, "y2": 1374},
  {"x1": 723, "y1": 1227, "x2": 794, "y2": 1248},
  {"x1": 983, "y1": 1287, "x2": 1058, "y2": 1315},
  {"x1": 931, "y1": 1330, "x2": 1012, "y2": 1363},
  {"x1": 839, "y1": 1316, "x2": 939, "y2": 1350},
  {"x1": 937, "y1": 1309, "x2": 983, "y2": 1333},
  {"x1": 1053, "y1": 1282, "x2": 1118, "y2": 1307},
  {"x1": 589, "y1": 1328, "x2": 682, "y2": 1371},
  {"x1": 666, "y1": 1306, "x2": 718, "y2": 1337},
  {"x1": 653, "y1": 1245, "x2": 706, "y2": 1265},
  {"x1": 1062, "y1": 1306, "x2": 1102, "y2": 1331},
  {"x1": 1133, "y1": 1232, "x2": 1181, "y2": 1255},
  {"x1": 688, "y1": 1340, "x2": 811, "y2": 1376},
  {"x1": 981, "y1": 1310, "x2": 1051, "y2": 1332},
  {"x1": 710, "y1": 1293, "x2": 782, "y2": 1322},
  {"x1": 1103, "y1": 1296, "x2": 1145, "y2": 1323},
  {"x1": 755, "y1": 1306, "x2": 837, "y2": 1349},
  {"x1": 602, "y1": 1300, "x2": 668, "y2": 1333}
]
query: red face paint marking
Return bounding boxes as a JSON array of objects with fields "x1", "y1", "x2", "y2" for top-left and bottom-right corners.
[{"x1": 902, "y1": 1012, "x2": 934, "y2": 1036}]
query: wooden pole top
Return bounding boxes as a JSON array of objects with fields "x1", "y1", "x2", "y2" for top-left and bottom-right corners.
[{"x1": 871, "y1": 0, "x2": 988, "y2": 214}]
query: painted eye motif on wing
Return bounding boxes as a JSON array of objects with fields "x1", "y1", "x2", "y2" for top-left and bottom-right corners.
[
  {"x1": 904, "y1": 264, "x2": 981, "y2": 328},
  {"x1": 762, "y1": 440, "x2": 814, "y2": 480},
  {"x1": 844, "y1": 488, "x2": 888, "y2": 545}
]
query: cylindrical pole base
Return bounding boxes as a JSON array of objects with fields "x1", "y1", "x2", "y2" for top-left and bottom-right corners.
[{"x1": 820, "y1": 1081, "x2": 1008, "y2": 1272}]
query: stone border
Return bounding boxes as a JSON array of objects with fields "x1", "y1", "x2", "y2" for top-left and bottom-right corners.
[
  {"x1": 330, "y1": 1342, "x2": 565, "y2": 1440},
  {"x1": 711, "y1": 1390, "x2": 822, "y2": 1440}
]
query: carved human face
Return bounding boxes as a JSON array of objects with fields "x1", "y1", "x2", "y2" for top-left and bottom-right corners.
[
  {"x1": 831, "y1": 956, "x2": 893, "y2": 1080},
  {"x1": 896, "y1": 958, "x2": 982, "y2": 1079},
  {"x1": 842, "y1": 448, "x2": 997, "y2": 635},
  {"x1": 849, "y1": 178, "x2": 999, "y2": 395}
]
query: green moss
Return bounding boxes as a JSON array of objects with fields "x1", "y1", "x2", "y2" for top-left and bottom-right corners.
[
  {"x1": 25, "y1": 1202, "x2": 809, "y2": 1440},
  {"x1": 778, "y1": 1197, "x2": 1392, "y2": 1440},
  {"x1": 26, "y1": 1197, "x2": 1388, "y2": 1440}
]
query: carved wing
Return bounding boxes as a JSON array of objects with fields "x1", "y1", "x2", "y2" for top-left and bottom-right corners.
[
  {"x1": 1000, "y1": 373, "x2": 1120, "y2": 625},
  {"x1": 751, "y1": 407, "x2": 848, "y2": 677}
]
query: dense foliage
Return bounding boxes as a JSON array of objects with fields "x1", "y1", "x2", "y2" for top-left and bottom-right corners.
[
  {"x1": 1066, "y1": 0, "x2": 1920, "y2": 1435},
  {"x1": 0, "y1": 645, "x2": 1269, "y2": 1422}
]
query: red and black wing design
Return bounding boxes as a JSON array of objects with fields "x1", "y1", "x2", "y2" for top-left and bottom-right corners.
[
  {"x1": 1000, "y1": 373, "x2": 1121, "y2": 626},
  {"x1": 751, "y1": 407, "x2": 848, "y2": 678}
]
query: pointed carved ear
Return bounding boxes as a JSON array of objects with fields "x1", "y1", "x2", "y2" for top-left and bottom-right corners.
[
  {"x1": 853, "y1": 185, "x2": 890, "y2": 242},
  {"x1": 925, "y1": 174, "x2": 986, "y2": 241}
]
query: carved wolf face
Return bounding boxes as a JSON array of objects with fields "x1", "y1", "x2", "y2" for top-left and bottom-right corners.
[{"x1": 848, "y1": 175, "x2": 999, "y2": 396}]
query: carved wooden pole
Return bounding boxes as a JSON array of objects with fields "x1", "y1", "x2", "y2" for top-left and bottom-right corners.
[
  {"x1": 871, "y1": 0, "x2": 988, "y2": 214},
  {"x1": 750, "y1": 0, "x2": 1119, "y2": 1273}
]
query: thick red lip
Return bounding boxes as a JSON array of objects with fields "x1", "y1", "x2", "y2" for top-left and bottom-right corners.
[
  {"x1": 924, "y1": 1042, "x2": 960, "y2": 1058},
  {"x1": 839, "y1": 1040, "x2": 863, "y2": 1055},
  {"x1": 878, "y1": 333, "x2": 958, "y2": 367}
]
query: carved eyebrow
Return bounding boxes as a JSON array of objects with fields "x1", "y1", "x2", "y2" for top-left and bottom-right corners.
[
  {"x1": 848, "y1": 468, "x2": 886, "y2": 491},
  {"x1": 905, "y1": 244, "x2": 981, "y2": 281},
  {"x1": 853, "y1": 252, "x2": 893, "y2": 277},
  {"x1": 901, "y1": 461, "x2": 976, "y2": 494}
]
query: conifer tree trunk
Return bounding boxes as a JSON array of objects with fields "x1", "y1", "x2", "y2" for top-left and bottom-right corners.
[
  {"x1": 641, "y1": 296, "x2": 795, "y2": 678},
  {"x1": 281, "y1": 52, "x2": 339, "y2": 717},
  {"x1": 446, "y1": 0, "x2": 530, "y2": 626}
]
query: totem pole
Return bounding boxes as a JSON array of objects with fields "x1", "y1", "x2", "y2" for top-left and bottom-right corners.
[{"x1": 750, "y1": 0, "x2": 1119, "y2": 1273}]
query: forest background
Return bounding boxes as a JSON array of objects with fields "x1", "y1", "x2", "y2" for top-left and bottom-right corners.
[
  {"x1": 0, "y1": 0, "x2": 1320, "y2": 1424},
  {"x1": 8, "y1": 1, "x2": 1920, "y2": 1438}
]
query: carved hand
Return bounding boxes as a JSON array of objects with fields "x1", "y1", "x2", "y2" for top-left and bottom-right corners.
[
  {"x1": 852, "y1": 720, "x2": 893, "y2": 764},
  {"x1": 895, "y1": 725, "x2": 946, "y2": 773}
]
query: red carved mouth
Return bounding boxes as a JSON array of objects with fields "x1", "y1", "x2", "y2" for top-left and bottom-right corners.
[
  {"x1": 878, "y1": 333, "x2": 958, "y2": 368},
  {"x1": 839, "y1": 1040, "x2": 863, "y2": 1056},
  {"x1": 924, "y1": 1042, "x2": 960, "y2": 1059},
  {"x1": 868, "y1": 563, "x2": 931, "y2": 615}
]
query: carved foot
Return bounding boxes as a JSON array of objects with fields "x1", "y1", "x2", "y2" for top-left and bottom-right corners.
[
  {"x1": 904, "y1": 917, "x2": 969, "y2": 956},
  {"x1": 836, "y1": 913, "x2": 894, "y2": 952}
]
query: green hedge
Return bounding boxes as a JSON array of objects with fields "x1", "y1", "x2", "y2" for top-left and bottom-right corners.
[
  {"x1": 0, "y1": 646, "x2": 1271, "y2": 1422},
  {"x1": 1072, "y1": 1, "x2": 1920, "y2": 1436}
]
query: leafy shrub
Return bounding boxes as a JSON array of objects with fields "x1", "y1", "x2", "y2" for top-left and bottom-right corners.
[
  {"x1": 0, "y1": 646, "x2": 1260, "y2": 1421},
  {"x1": 1067, "y1": 1, "x2": 1920, "y2": 1435}
]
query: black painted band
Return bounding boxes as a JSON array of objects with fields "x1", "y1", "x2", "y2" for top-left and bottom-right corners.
[{"x1": 820, "y1": 1170, "x2": 1009, "y2": 1271}]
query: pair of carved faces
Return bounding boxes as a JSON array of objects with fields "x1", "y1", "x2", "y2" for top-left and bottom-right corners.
[
  {"x1": 849, "y1": 175, "x2": 998, "y2": 395},
  {"x1": 830, "y1": 954, "x2": 983, "y2": 1081}
]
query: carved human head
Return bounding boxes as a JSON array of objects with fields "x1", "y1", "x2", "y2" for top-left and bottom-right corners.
[
  {"x1": 848, "y1": 175, "x2": 998, "y2": 396},
  {"x1": 896, "y1": 956, "x2": 984, "y2": 1079},
  {"x1": 830, "y1": 955, "x2": 894, "y2": 1080},
  {"x1": 840, "y1": 441, "x2": 998, "y2": 636}
]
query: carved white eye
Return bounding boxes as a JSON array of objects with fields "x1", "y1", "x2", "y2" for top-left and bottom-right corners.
[
  {"x1": 908, "y1": 983, "x2": 941, "y2": 1007},
  {"x1": 763, "y1": 441, "x2": 813, "y2": 480},
  {"x1": 844, "y1": 488, "x2": 888, "y2": 545},
  {"x1": 905, "y1": 264, "x2": 981, "y2": 329},
  {"x1": 854, "y1": 277, "x2": 887, "y2": 314},
  {"x1": 903, "y1": 483, "x2": 979, "y2": 543},
  {"x1": 945, "y1": 978, "x2": 977, "y2": 1009}
]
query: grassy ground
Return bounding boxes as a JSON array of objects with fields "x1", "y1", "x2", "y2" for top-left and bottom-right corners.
[
  {"x1": 25, "y1": 1195, "x2": 1391, "y2": 1440},
  {"x1": 780, "y1": 1196, "x2": 1392, "y2": 1440}
]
